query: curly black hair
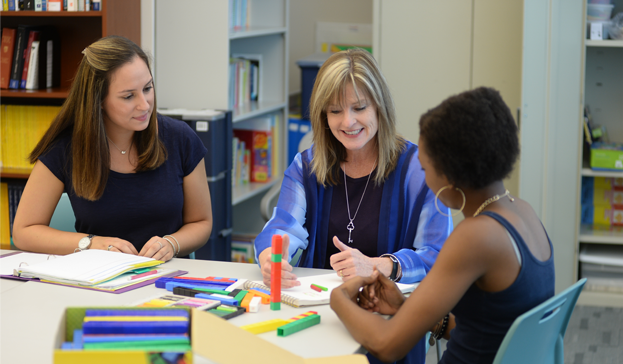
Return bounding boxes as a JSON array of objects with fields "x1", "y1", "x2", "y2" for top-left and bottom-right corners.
[{"x1": 419, "y1": 87, "x2": 519, "y2": 190}]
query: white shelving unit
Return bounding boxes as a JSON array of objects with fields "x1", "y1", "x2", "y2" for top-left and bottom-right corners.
[
  {"x1": 154, "y1": 0, "x2": 289, "y2": 208},
  {"x1": 577, "y1": 1, "x2": 623, "y2": 307}
]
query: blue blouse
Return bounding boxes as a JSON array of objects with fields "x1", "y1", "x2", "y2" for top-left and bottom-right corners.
[{"x1": 254, "y1": 141, "x2": 453, "y2": 283}]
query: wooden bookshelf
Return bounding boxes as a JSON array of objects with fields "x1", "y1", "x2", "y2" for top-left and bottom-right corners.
[{"x1": 0, "y1": 0, "x2": 141, "y2": 173}]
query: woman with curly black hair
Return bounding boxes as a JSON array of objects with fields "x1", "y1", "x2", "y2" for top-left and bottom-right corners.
[{"x1": 331, "y1": 87, "x2": 555, "y2": 364}]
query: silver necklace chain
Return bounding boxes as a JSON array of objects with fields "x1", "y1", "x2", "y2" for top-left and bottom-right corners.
[
  {"x1": 108, "y1": 136, "x2": 132, "y2": 155},
  {"x1": 344, "y1": 159, "x2": 376, "y2": 244},
  {"x1": 473, "y1": 189, "x2": 514, "y2": 217}
]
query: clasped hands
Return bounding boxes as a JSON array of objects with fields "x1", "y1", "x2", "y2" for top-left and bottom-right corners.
[
  {"x1": 87, "y1": 235, "x2": 175, "y2": 261},
  {"x1": 335, "y1": 266, "x2": 406, "y2": 316},
  {"x1": 259, "y1": 234, "x2": 383, "y2": 288}
]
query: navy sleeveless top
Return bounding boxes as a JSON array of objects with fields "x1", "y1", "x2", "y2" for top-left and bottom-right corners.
[{"x1": 440, "y1": 211, "x2": 555, "y2": 364}]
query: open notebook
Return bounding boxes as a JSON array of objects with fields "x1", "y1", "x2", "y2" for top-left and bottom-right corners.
[
  {"x1": 4, "y1": 250, "x2": 180, "y2": 292},
  {"x1": 243, "y1": 272, "x2": 418, "y2": 308}
]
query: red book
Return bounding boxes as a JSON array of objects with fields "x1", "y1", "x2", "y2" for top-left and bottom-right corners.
[
  {"x1": 20, "y1": 30, "x2": 40, "y2": 89},
  {"x1": 0, "y1": 28, "x2": 16, "y2": 89}
]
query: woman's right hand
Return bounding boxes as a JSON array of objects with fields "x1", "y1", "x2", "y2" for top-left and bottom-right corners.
[
  {"x1": 92, "y1": 236, "x2": 138, "y2": 255},
  {"x1": 259, "y1": 234, "x2": 301, "y2": 289},
  {"x1": 358, "y1": 267, "x2": 406, "y2": 316}
]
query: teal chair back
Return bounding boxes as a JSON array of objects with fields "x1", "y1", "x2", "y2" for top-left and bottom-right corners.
[
  {"x1": 492, "y1": 278, "x2": 587, "y2": 364},
  {"x1": 50, "y1": 193, "x2": 76, "y2": 232}
]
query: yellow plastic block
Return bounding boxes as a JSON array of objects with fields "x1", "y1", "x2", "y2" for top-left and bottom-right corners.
[{"x1": 240, "y1": 319, "x2": 292, "y2": 335}]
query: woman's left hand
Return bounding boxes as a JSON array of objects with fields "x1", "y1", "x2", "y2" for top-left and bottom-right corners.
[
  {"x1": 138, "y1": 236, "x2": 176, "y2": 261},
  {"x1": 330, "y1": 236, "x2": 375, "y2": 281}
]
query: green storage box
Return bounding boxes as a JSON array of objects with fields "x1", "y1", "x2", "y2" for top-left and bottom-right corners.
[{"x1": 591, "y1": 143, "x2": 623, "y2": 171}]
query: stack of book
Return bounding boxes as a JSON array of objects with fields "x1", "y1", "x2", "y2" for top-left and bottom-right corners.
[
  {"x1": 0, "y1": 25, "x2": 61, "y2": 90},
  {"x1": 228, "y1": 55, "x2": 260, "y2": 110}
]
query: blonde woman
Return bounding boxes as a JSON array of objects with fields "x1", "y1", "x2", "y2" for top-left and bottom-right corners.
[
  {"x1": 255, "y1": 49, "x2": 453, "y2": 364},
  {"x1": 13, "y1": 36, "x2": 212, "y2": 260}
]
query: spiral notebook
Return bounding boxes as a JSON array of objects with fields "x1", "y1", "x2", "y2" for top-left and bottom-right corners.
[{"x1": 242, "y1": 273, "x2": 418, "y2": 308}]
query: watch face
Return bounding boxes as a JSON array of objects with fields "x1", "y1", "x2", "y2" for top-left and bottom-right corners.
[{"x1": 78, "y1": 236, "x2": 91, "y2": 250}]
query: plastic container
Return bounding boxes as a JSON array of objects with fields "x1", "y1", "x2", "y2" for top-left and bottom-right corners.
[{"x1": 587, "y1": 4, "x2": 615, "y2": 21}]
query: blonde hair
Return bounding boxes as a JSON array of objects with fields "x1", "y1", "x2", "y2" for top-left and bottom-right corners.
[
  {"x1": 309, "y1": 48, "x2": 406, "y2": 186},
  {"x1": 29, "y1": 36, "x2": 166, "y2": 201}
]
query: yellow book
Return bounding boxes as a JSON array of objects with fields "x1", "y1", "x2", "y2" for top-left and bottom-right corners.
[
  {"x1": 0, "y1": 104, "x2": 6, "y2": 169},
  {"x1": 1, "y1": 182, "x2": 10, "y2": 249}
]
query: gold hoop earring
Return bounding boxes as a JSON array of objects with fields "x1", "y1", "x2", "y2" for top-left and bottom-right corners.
[{"x1": 435, "y1": 185, "x2": 466, "y2": 217}]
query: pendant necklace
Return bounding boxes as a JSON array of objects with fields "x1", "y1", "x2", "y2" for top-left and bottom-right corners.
[
  {"x1": 344, "y1": 158, "x2": 377, "y2": 244},
  {"x1": 473, "y1": 189, "x2": 514, "y2": 217},
  {"x1": 108, "y1": 136, "x2": 133, "y2": 155}
]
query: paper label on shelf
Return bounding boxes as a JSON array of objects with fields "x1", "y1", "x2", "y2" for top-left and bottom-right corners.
[
  {"x1": 590, "y1": 22, "x2": 604, "y2": 40},
  {"x1": 196, "y1": 121, "x2": 209, "y2": 132}
]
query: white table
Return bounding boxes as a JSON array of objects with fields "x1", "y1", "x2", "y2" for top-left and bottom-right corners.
[{"x1": 0, "y1": 251, "x2": 364, "y2": 363}]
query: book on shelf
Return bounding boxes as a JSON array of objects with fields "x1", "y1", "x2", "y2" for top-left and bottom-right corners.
[
  {"x1": 20, "y1": 29, "x2": 39, "y2": 89},
  {"x1": 2, "y1": 1, "x2": 8, "y2": 11},
  {"x1": 37, "y1": 26, "x2": 61, "y2": 89},
  {"x1": 230, "y1": 0, "x2": 249, "y2": 31},
  {"x1": 47, "y1": 0, "x2": 61, "y2": 11},
  {"x1": 8, "y1": 25, "x2": 35, "y2": 89},
  {"x1": 0, "y1": 105, "x2": 61, "y2": 170},
  {"x1": 0, "y1": 182, "x2": 10, "y2": 249},
  {"x1": 234, "y1": 117, "x2": 273, "y2": 183},
  {"x1": 35, "y1": 0, "x2": 42, "y2": 11},
  {"x1": 242, "y1": 273, "x2": 418, "y2": 308},
  {"x1": 23, "y1": 0, "x2": 33, "y2": 10},
  {"x1": 25, "y1": 40, "x2": 39, "y2": 89},
  {"x1": 1, "y1": 28, "x2": 16, "y2": 89}
]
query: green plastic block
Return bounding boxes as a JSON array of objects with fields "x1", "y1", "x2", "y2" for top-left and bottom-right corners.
[{"x1": 277, "y1": 314, "x2": 320, "y2": 336}]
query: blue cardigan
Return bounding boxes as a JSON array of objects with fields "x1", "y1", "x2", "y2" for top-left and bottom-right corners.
[{"x1": 254, "y1": 141, "x2": 452, "y2": 283}]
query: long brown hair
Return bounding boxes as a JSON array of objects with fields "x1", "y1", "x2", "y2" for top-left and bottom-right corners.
[
  {"x1": 29, "y1": 35, "x2": 166, "y2": 201},
  {"x1": 308, "y1": 48, "x2": 406, "y2": 186}
]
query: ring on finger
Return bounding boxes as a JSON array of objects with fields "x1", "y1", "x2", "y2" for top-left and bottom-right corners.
[
  {"x1": 157, "y1": 241, "x2": 163, "y2": 250},
  {"x1": 339, "y1": 269, "x2": 344, "y2": 277},
  {"x1": 107, "y1": 245, "x2": 114, "y2": 251}
]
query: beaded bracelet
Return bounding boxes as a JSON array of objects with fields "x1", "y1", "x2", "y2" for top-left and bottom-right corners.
[
  {"x1": 428, "y1": 314, "x2": 449, "y2": 346},
  {"x1": 164, "y1": 234, "x2": 181, "y2": 256}
]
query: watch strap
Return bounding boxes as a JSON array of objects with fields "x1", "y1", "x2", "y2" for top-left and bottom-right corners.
[{"x1": 381, "y1": 253, "x2": 399, "y2": 281}]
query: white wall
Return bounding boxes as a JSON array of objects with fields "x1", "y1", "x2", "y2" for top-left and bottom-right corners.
[{"x1": 288, "y1": 0, "x2": 372, "y2": 95}]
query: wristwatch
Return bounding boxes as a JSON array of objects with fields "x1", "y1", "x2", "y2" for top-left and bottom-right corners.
[
  {"x1": 381, "y1": 253, "x2": 401, "y2": 282},
  {"x1": 77, "y1": 234, "x2": 96, "y2": 252}
]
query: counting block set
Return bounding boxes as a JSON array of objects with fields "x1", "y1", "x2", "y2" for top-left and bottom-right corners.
[{"x1": 60, "y1": 308, "x2": 192, "y2": 352}]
